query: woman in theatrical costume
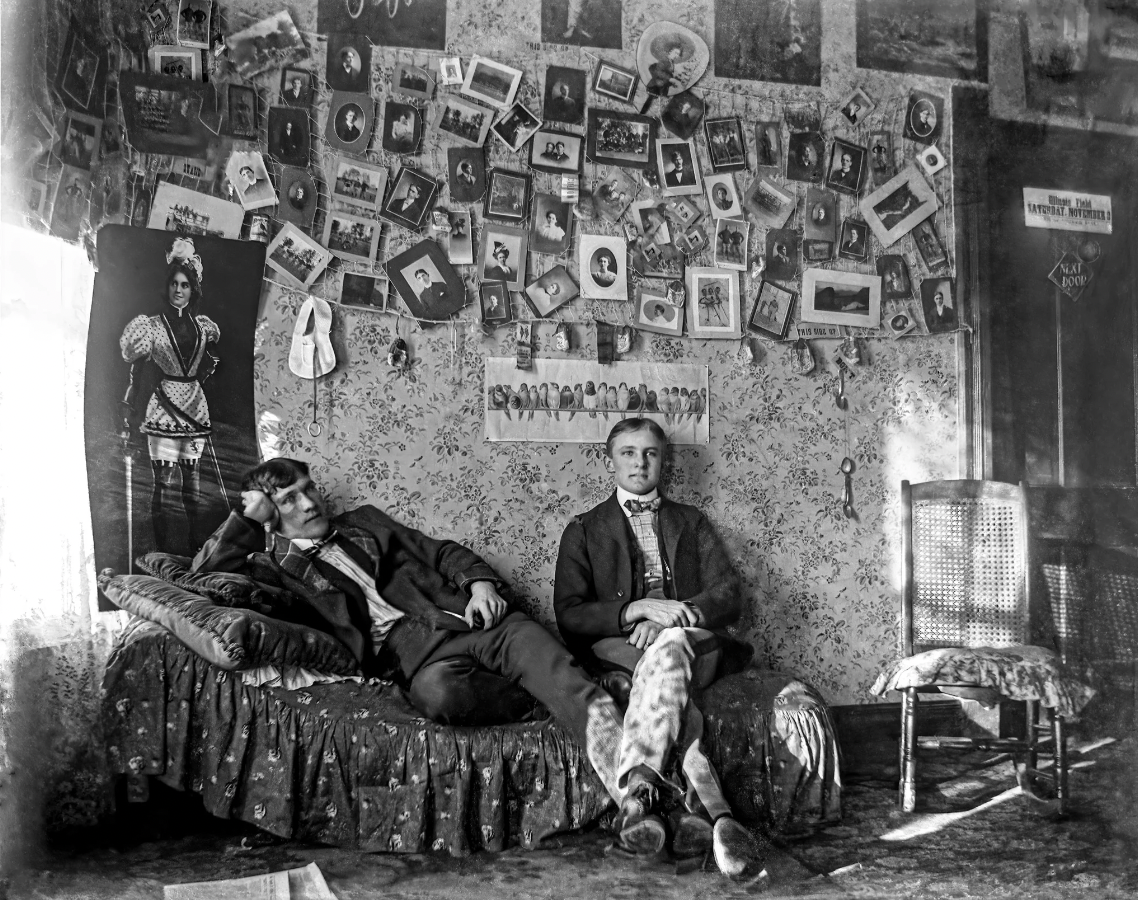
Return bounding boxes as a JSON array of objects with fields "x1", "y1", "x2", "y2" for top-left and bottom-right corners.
[{"x1": 119, "y1": 237, "x2": 219, "y2": 552}]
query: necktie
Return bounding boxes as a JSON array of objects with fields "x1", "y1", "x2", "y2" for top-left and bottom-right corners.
[
  {"x1": 624, "y1": 497, "x2": 661, "y2": 514},
  {"x1": 302, "y1": 530, "x2": 340, "y2": 559}
]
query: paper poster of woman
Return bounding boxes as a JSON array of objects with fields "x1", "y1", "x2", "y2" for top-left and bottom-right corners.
[{"x1": 85, "y1": 227, "x2": 264, "y2": 580}]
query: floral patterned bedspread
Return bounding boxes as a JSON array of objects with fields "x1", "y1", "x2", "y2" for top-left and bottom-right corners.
[{"x1": 103, "y1": 622, "x2": 842, "y2": 854}]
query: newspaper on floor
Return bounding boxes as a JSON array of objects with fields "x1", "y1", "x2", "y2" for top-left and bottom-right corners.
[{"x1": 164, "y1": 862, "x2": 335, "y2": 900}]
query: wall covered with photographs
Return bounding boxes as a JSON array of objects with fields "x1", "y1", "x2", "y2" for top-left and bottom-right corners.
[{"x1": 2, "y1": 0, "x2": 1001, "y2": 843}]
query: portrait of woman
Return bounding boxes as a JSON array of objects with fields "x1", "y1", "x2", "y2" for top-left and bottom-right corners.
[
  {"x1": 592, "y1": 248, "x2": 618, "y2": 286},
  {"x1": 118, "y1": 237, "x2": 219, "y2": 552}
]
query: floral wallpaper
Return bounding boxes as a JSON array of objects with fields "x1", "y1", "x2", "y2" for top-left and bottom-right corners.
[{"x1": 256, "y1": 285, "x2": 957, "y2": 706}]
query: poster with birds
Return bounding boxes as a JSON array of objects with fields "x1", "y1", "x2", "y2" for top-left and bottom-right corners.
[{"x1": 484, "y1": 358, "x2": 709, "y2": 445}]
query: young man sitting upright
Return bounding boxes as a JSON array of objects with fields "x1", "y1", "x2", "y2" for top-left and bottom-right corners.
[{"x1": 554, "y1": 419, "x2": 762, "y2": 878}]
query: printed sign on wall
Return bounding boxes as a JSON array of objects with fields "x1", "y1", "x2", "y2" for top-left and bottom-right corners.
[{"x1": 1023, "y1": 188, "x2": 1112, "y2": 234}]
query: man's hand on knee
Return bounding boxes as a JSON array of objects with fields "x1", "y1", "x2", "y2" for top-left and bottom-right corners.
[
  {"x1": 627, "y1": 620, "x2": 662, "y2": 650},
  {"x1": 466, "y1": 581, "x2": 507, "y2": 629}
]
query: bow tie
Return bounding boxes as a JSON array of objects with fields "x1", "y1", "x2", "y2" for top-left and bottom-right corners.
[
  {"x1": 301, "y1": 530, "x2": 340, "y2": 558},
  {"x1": 624, "y1": 498, "x2": 661, "y2": 514}
]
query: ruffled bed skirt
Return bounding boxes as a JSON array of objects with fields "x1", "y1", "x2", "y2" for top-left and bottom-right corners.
[{"x1": 104, "y1": 623, "x2": 842, "y2": 855}]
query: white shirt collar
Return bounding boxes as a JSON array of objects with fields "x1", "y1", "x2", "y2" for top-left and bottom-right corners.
[{"x1": 616, "y1": 486, "x2": 660, "y2": 516}]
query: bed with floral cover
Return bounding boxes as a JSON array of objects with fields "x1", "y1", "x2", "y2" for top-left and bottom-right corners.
[{"x1": 100, "y1": 560, "x2": 842, "y2": 856}]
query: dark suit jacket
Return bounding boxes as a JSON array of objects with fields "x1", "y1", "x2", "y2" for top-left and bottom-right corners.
[
  {"x1": 192, "y1": 506, "x2": 499, "y2": 681},
  {"x1": 553, "y1": 493, "x2": 752, "y2": 675}
]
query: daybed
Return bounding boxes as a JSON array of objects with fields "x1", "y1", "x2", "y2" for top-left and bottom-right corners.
[{"x1": 100, "y1": 562, "x2": 842, "y2": 856}]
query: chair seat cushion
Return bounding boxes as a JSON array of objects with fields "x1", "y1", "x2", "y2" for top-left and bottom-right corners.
[{"x1": 871, "y1": 645, "x2": 1095, "y2": 717}]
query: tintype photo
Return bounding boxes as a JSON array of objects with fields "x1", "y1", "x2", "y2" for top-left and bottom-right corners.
[
  {"x1": 839, "y1": 87, "x2": 876, "y2": 126},
  {"x1": 856, "y1": 0, "x2": 987, "y2": 82},
  {"x1": 903, "y1": 90, "x2": 944, "y2": 144},
  {"x1": 662, "y1": 91, "x2": 704, "y2": 140},
  {"x1": 439, "y1": 57, "x2": 463, "y2": 86},
  {"x1": 442, "y1": 209, "x2": 474, "y2": 265},
  {"x1": 860, "y1": 166, "x2": 938, "y2": 247},
  {"x1": 765, "y1": 228, "x2": 799, "y2": 283},
  {"x1": 278, "y1": 166, "x2": 318, "y2": 230},
  {"x1": 804, "y1": 187, "x2": 838, "y2": 242},
  {"x1": 656, "y1": 138, "x2": 702, "y2": 196},
  {"x1": 145, "y1": 1, "x2": 170, "y2": 31},
  {"x1": 687, "y1": 267, "x2": 740, "y2": 338},
  {"x1": 280, "y1": 68, "x2": 313, "y2": 107},
  {"x1": 225, "y1": 149, "x2": 276, "y2": 211},
  {"x1": 530, "y1": 193, "x2": 573, "y2": 256},
  {"x1": 802, "y1": 239, "x2": 833, "y2": 262},
  {"x1": 491, "y1": 103, "x2": 542, "y2": 153},
  {"x1": 50, "y1": 165, "x2": 90, "y2": 241},
  {"x1": 543, "y1": 65, "x2": 586, "y2": 125},
  {"x1": 680, "y1": 223, "x2": 709, "y2": 256},
  {"x1": 887, "y1": 304, "x2": 918, "y2": 338},
  {"x1": 825, "y1": 138, "x2": 866, "y2": 195},
  {"x1": 448, "y1": 147, "x2": 487, "y2": 203},
  {"x1": 381, "y1": 166, "x2": 437, "y2": 230},
  {"x1": 56, "y1": 17, "x2": 105, "y2": 115},
  {"x1": 542, "y1": 0, "x2": 622, "y2": 50},
  {"x1": 747, "y1": 279, "x2": 796, "y2": 339},
  {"x1": 587, "y1": 108, "x2": 655, "y2": 169},
  {"x1": 838, "y1": 218, "x2": 869, "y2": 261},
  {"x1": 636, "y1": 289, "x2": 685, "y2": 337},
  {"x1": 917, "y1": 144, "x2": 947, "y2": 178},
  {"x1": 704, "y1": 174, "x2": 742, "y2": 219},
  {"x1": 433, "y1": 97, "x2": 492, "y2": 147},
  {"x1": 802, "y1": 268, "x2": 881, "y2": 328},
  {"x1": 920, "y1": 276, "x2": 957, "y2": 333},
  {"x1": 664, "y1": 195, "x2": 701, "y2": 228},
  {"x1": 479, "y1": 224, "x2": 527, "y2": 291},
  {"x1": 591, "y1": 168, "x2": 636, "y2": 222},
  {"x1": 59, "y1": 112, "x2": 102, "y2": 170},
  {"x1": 387, "y1": 239, "x2": 466, "y2": 321},
  {"x1": 226, "y1": 11, "x2": 308, "y2": 80},
  {"x1": 325, "y1": 91, "x2": 374, "y2": 154},
  {"x1": 868, "y1": 130, "x2": 894, "y2": 189},
  {"x1": 176, "y1": 0, "x2": 211, "y2": 48},
  {"x1": 913, "y1": 218, "x2": 948, "y2": 270},
  {"x1": 393, "y1": 63, "x2": 434, "y2": 102},
  {"x1": 382, "y1": 101, "x2": 422, "y2": 154},
  {"x1": 786, "y1": 131, "x2": 825, "y2": 183},
  {"x1": 703, "y1": 117, "x2": 747, "y2": 173},
  {"x1": 330, "y1": 156, "x2": 387, "y2": 211},
  {"x1": 525, "y1": 265, "x2": 579, "y2": 317},
  {"x1": 480, "y1": 281, "x2": 511, "y2": 326},
  {"x1": 225, "y1": 84, "x2": 258, "y2": 139},
  {"x1": 714, "y1": 0, "x2": 822, "y2": 86},
  {"x1": 339, "y1": 272, "x2": 388, "y2": 311},
  {"x1": 462, "y1": 56, "x2": 522, "y2": 110},
  {"x1": 484, "y1": 168, "x2": 531, "y2": 224},
  {"x1": 578, "y1": 233, "x2": 627, "y2": 300},
  {"x1": 592, "y1": 60, "x2": 638, "y2": 103},
  {"x1": 713, "y1": 218, "x2": 749, "y2": 271},
  {"x1": 323, "y1": 210, "x2": 381, "y2": 264},
  {"x1": 529, "y1": 129, "x2": 583, "y2": 175},
  {"x1": 121, "y1": 71, "x2": 213, "y2": 155},
  {"x1": 327, "y1": 33, "x2": 370, "y2": 92},
  {"x1": 266, "y1": 222, "x2": 332, "y2": 290},
  {"x1": 878, "y1": 254, "x2": 912, "y2": 299},
  {"x1": 744, "y1": 177, "x2": 794, "y2": 230},
  {"x1": 148, "y1": 45, "x2": 200, "y2": 80},
  {"x1": 267, "y1": 106, "x2": 310, "y2": 166},
  {"x1": 755, "y1": 121, "x2": 782, "y2": 169}
]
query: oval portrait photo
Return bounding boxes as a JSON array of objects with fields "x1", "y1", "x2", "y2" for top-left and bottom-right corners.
[
  {"x1": 910, "y1": 98, "x2": 937, "y2": 138},
  {"x1": 591, "y1": 247, "x2": 618, "y2": 286},
  {"x1": 336, "y1": 104, "x2": 365, "y2": 143}
]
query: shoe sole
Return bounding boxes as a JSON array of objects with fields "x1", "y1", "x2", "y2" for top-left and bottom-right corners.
[
  {"x1": 672, "y1": 817, "x2": 713, "y2": 859},
  {"x1": 620, "y1": 816, "x2": 666, "y2": 856}
]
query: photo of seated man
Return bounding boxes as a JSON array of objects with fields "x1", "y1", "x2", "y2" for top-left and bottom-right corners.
[
  {"x1": 193, "y1": 458, "x2": 634, "y2": 811},
  {"x1": 554, "y1": 419, "x2": 763, "y2": 879}
]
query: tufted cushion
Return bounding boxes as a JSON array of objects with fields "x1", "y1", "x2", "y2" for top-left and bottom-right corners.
[
  {"x1": 871, "y1": 645, "x2": 1095, "y2": 718},
  {"x1": 136, "y1": 552, "x2": 273, "y2": 609},
  {"x1": 98, "y1": 571, "x2": 360, "y2": 675}
]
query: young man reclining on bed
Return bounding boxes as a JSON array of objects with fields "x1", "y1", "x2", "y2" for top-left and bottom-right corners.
[
  {"x1": 192, "y1": 458, "x2": 633, "y2": 810},
  {"x1": 554, "y1": 418, "x2": 763, "y2": 878}
]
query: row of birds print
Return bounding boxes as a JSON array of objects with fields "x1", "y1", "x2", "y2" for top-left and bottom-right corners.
[{"x1": 487, "y1": 381, "x2": 707, "y2": 425}]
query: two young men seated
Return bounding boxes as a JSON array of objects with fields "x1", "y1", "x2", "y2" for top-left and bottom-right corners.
[{"x1": 193, "y1": 419, "x2": 761, "y2": 879}]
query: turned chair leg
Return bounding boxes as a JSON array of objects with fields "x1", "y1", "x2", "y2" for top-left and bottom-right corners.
[
  {"x1": 1053, "y1": 713, "x2": 1068, "y2": 816},
  {"x1": 899, "y1": 686, "x2": 918, "y2": 812},
  {"x1": 1025, "y1": 699, "x2": 1039, "y2": 774}
]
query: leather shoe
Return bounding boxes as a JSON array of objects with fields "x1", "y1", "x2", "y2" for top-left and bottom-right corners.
[
  {"x1": 617, "y1": 778, "x2": 666, "y2": 857},
  {"x1": 713, "y1": 817, "x2": 764, "y2": 880},
  {"x1": 670, "y1": 810, "x2": 713, "y2": 858},
  {"x1": 597, "y1": 670, "x2": 633, "y2": 713}
]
